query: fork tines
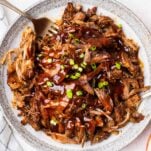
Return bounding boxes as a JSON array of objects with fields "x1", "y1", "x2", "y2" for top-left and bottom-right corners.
[{"x1": 48, "y1": 23, "x2": 59, "y2": 35}]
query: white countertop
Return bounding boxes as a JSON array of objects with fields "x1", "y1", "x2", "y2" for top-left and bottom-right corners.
[{"x1": 0, "y1": 0, "x2": 151, "y2": 151}]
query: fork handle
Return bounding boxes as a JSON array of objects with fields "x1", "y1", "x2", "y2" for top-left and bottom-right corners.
[{"x1": 0, "y1": 0, "x2": 33, "y2": 20}]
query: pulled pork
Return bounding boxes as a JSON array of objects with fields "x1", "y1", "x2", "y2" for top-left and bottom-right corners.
[{"x1": 1, "y1": 2, "x2": 150, "y2": 146}]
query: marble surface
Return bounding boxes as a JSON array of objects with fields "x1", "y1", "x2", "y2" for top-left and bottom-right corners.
[{"x1": 0, "y1": 0, "x2": 150, "y2": 151}]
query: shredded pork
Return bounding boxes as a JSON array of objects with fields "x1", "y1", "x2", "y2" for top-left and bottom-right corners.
[{"x1": 1, "y1": 2, "x2": 150, "y2": 146}]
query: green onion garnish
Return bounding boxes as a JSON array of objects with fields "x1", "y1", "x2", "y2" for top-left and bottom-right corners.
[
  {"x1": 90, "y1": 46, "x2": 96, "y2": 51},
  {"x1": 50, "y1": 118, "x2": 58, "y2": 126},
  {"x1": 70, "y1": 72, "x2": 81, "y2": 79},
  {"x1": 81, "y1": 103, "x2": 87, "y2": 109},
  {"x1": 74, "y1": 38, "x2": 80, "y2": 44},
  {"x1": 46, "y1": 81, "x2": 53, "y2": 87},
  {"x1": 47, "y1": 58, "x2": 52, "y2": 63},
  {"x1": 69, "y1": 33, "x2": 74, "y2": 38},
  {"x1": 61, "y1": 65, "x2": 65, "y2": 70},
  {"x1": 70, "y1": 75, "x2": 77, "y2": 80},
  {"x1": 91, "y1": 63, "x2": 97, "y2": 70},
  {"x1": 75, "y1": 72, "x2": 81, "y2": 77},
  {"x1": 73, "y1": 64, "x2": 79, "y2": 69},
  {"x1": 81, "y1": 62, "x2": 87, "y2": 68},
  {"x1": 66, "y1": 89, "x2": 73, "y2": 99},
  {"x1": 79, "y1": 53, "x2": 85, "y2": 58},
  {"x1": 78, "y1": 67, "x2": 83, "y2": 72},
  {"x1": 70, "y1": 75, "x2": 77, "y2": 79},
  {"x1": 69, "y1": 59, "x2": 75, "y2": 65},
  {"x1": 115, "y1": 62, "x2": 121, "y2": 70},
  {"x1": 98, "y1": 81, "x2": 109, "y2": 89},
  {"x1": 117, "y1": 23, "x2": 122, "y2": 28},
  {"x1": 76, "y1": 90, "x2": 83, "y2": 96}
]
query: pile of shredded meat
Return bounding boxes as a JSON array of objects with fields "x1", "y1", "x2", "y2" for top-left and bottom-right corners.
[{"x1": 2, "y1": 2, "x2": 150, "y2": 146}]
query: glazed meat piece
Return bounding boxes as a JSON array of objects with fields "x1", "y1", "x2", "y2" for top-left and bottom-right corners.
[
  {"x1": 91, "y1": 52, "x2": 111, "y2": 64},
  {"x1": 74, "y1": 12, "x2": 86, "y2": 21},
  {"x1": 63, "y1": 2, "x2": 76, "y2": 22},
  {"x1": 120, "y1": 51, "x2": 137, "y2": 75},
  {"x1": 85, "y1": 37, "x2": 113, "y2": 48},
  {"x1": 94, "y1": 89, "x2": 113, "y2": 112}
]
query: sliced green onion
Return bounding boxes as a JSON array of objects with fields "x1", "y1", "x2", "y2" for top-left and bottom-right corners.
[
  {"x1": 98, "y1": 81, "x2": 109, "y2": 89},
  {"x1": 78, "y1": 67, "x2": 83, "y2": 72},
  {"x1": 117, "y1": 23, "x2": 122, "y2": 28},
  {"x1": 81, "y1": 103, "x2": 87, "y2": 109},
  {"x1": 115, "y1": 62, "x2": 121, "y2": 70},
  {"x1": 81, "y1": 62, "x2": 87, "y2": 68},
  {"x1": 75, "y1": 72, "x2": 81, "y2": 77},
  {"x1": 91, "y1": 63, "x2": 97, "y2": 70},
  {"x1": 47, "y1": 58, "x2": 52, "y2": 63},
  {"x1": 61, "y1": 65, "x2": 65, "y2": 70},
  {"x1": 73, "y1": 64, "x2": 79, "y2": 69},
  {"x1": 74, "y1": 38, "x2": 80, "y2": 44},
  {"x1": 79, "y1": 53, "x2": 85, "y2": 58},
  {"x1": 69, "y1": 59, "x2": 75, "y2": 65},
  {"x1": 76, "y1": 90, "x2": 83, "y2": 96},
  {"x1": 50, "y1": 118, "x2": 58, "y2": 126},
  {"x1": 69, "y1": 33, "x2": 74, "y2": 38},
  {"x1": 70, "y1": 75, "x2": 77, "y2": 80},
  {"x1": 46, "y1": 81, "x2": 53, "y2": 87},
  {"x1": 70, "y1": 72, "x2": 81, "y2": 79},
  {"x1": 66, "y1": 89, "x2": 73, "y2": 99},
  {"x1": 90, "y1": 46, "x2": 96, "y2": 51}
]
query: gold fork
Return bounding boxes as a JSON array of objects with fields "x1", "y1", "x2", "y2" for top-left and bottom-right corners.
[{"x1": 0, "y1": 0, "x2": 59, "y2": 36}]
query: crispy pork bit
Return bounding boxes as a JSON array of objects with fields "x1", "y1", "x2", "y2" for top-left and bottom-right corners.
[
  {"x1": 114, "y1": 104, "x2": 125, "y2": 123},
  {"x1": 85, "y1": 37, "x2": 113, "y2": 48},
  {"x1": 74, "y1": 12, "x2": 86, "y2": 21},
  {"x1": 91, "y1": 52, "x2": 111, "y2": 64},
  {"x1": 122, "y1": 36, "x2": 139, "y2": 51},
  {"x1": 98, "y1": 16, "x2": 113, "y2": 25},
  {"x1": 83, "y1": 45, "x2": 91, "y2": 63},
  {"x1": 92, "y1": 131, "x2": 109, "y2": 144},
  {"x1": 87, "y1": 7, "x2": 97, "y2": 17},
  {"x1": 131, "y1": 112, "x2": 144, "y2": 123},
  {"x1": 2, "y1": 2, "x2": 149, "y2": 146},
  {"x1": 122, "y1": 78, "x2": 139, "y2": 100},
  {"x1": 78, "y1": 75, "x2": 94, "y2": 95},
  {"x1": 94, "y1": 89, "x2": 113, "y2": 112},
  {"x1": 121, "y1": 51, "x2": 137, "y2": 75},
  {"x1": 125, "y1": 94, "x2": 141, "y2": 108},
  {"x1": 63, "y1": 2, "x2": 76, "y2": 22}
]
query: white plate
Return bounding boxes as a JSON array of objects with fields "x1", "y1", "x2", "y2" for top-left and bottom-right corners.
[{"x1": 0, "y1": 0, "x2": 151, "y2": 151}]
